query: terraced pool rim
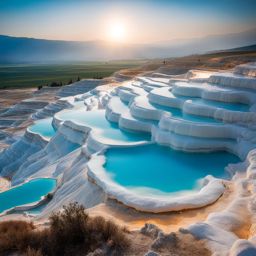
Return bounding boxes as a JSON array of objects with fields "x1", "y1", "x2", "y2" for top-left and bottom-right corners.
[{"x1": 87, "y1": 144, "x2": 241, "y2": 213}]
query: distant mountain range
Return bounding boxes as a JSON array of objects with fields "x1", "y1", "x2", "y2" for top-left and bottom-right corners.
[
  {"x1": 0, "y1": 28, "x2": 256, "y2": 64},
  {"x1": 214, "y1": 43, "x2": 256, "y2": 53}
]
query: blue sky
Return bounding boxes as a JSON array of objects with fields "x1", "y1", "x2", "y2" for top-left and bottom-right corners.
[{"x1": 0, "y1": 0, "x2": 255, "y2": 43}]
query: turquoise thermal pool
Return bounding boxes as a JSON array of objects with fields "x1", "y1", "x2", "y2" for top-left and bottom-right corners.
[
  {"x1": 57, "y1": 109, "x2": 150, "y2": 142},
  {"x1": 151, "y1": 103, "x2": 221, "y2": 123},
  {"x1": 0, "y1": 178, "x2": 57, "y2": 213},
  {"x1": 104, "y1": 144, "x2": 240, "y2": 194},
  {"x1": 29, "y1": 118, "x2": 56, "y2": 138},
  {"x1": 172, "y1": 90, "x2": 250, "y2": 112},
  {"x1": 191, "y1": 98, "x2": 250, "y2": 112}
]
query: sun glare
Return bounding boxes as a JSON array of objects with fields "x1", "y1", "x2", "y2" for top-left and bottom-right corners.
[{"x1": 108, "y1": 21, "x2": 126, "y2": 42}]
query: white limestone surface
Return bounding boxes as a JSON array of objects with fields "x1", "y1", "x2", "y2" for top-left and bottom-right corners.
[
  {"x1": 234, "y1": 62, "x2": 256, "y2": 77},
  {"x1": 181, "y1": 148, "x2": 256, "y2": 255},
  {"x1": 209, "y1": 72, "x2": 256, "y2": 90},
  {"x1": 0, "y1": 130, "x2": 48, "y2": 177}
]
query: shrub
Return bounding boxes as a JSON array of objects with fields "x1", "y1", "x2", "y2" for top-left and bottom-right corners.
[
  {"x1": 0, "y1": 203, "x2": 130, "y2": 256},
  {"x1": 89, "y1": 216, "x2": 130, "y2": 253},
  {"x1": 46, "y1": 193, "x2": 53, "y2": 200},
  {"x1": 47, "y1": 202, "x2": 90, "y2": 255},
  {"x1": 47, "y1": 203, "x2": 130, "y2": 255},
  {"x1": 0, "y1": 220, "x2": 35, "y2": 253},
  {"x1": 49, "y1": 81, "x2": 63, "y2": 87}
]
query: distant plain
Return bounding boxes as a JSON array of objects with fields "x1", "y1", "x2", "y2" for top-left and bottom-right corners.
[{"x1": 0, "y1": 60, "x2": 146, "y2": 89}]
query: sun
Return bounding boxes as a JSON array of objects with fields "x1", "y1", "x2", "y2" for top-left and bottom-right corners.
[{"x1": 108, "y1": 21, "x2": 126, "y2": 42}]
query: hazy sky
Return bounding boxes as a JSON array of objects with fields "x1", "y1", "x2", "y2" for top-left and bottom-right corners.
[{"x1": 0, "y1": 0, "x2": 255, "y2": 43}]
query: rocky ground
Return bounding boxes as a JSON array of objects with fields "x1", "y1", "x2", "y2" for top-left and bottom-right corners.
[{"x1": 117, "y1": 49, "x2": 256, "y2": 78}]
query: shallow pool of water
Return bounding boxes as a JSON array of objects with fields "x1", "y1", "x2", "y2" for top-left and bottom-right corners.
[
  {"x1": 151, "y1": 103, "x2": 221, "y2": 123},
  {"x1": 0, "y1": 178, "x2": 56, "y2": 213},
  {"x1": 172, "y1": 91, "x2": 250, "y2": 112},
  {"x1": 191, "y1": 98, "x2": 249, "y2": 112},
  {"x1": 29, "y1": 118, "x2": 56, "y2": 138},
  {"x1": 58, "y1": 109, "x2": 150, "y2": 143},
  {"x1": 104, "y1": 144, "x2": 240, "y2": 194}
]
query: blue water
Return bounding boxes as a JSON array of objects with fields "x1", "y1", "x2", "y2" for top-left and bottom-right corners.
[
  {"x1": 151, "y1": 102, "x2": 221, "y2": 123},
  {"x1": 29, "y1": 118, "x2": 56, "y2": 138},
  {"x1": 172, "y1": 91, "x2": 250, "y2": 112},
  {"x1": 191, "y1": 98, "x2": 249, "y2": 112},
  {"x1": 104, "y1": 144, "x2": 240, "y2": 193},
  {"x1": 58, "y1": 109, "x2": 150, "y2": 142},
  {"x1": 0, "y1": 178, "x2": 56, "y2": 213}
]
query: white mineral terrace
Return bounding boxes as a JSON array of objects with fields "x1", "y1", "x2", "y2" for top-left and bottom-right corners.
[{"x1": 0, "y1": 63, "x2": 256, "y2": 255}]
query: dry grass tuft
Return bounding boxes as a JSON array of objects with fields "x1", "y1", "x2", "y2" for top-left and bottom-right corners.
[{"x1": 0, "y1": 220, "x2": 35, "y2": 253}]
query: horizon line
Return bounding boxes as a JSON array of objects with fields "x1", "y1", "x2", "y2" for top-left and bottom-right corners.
[{"x1": 1, "y1": 26, "x2": 256, "y2": 45}]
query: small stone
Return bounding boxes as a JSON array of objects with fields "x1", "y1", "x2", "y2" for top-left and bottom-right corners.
[
  {"x1": 179, "y1": 227, "x2": 189, "y2": 234},
  {"x1": 87, "y1": 248, "x2": 105, "y2": 256},
  {"x1": 140, "y1": 223, "x2": 162, "y2": 239},
  {"x1": 144, "y1": 251, "x2": 160, "y2": 256},
  {"x1": 151, "y1": 232, "x2": 178, "y2": 250}
]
